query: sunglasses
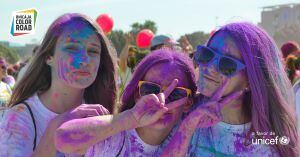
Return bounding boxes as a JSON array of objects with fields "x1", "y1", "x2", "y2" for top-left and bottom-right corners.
[
  {"x1": 194, "y1": 45, "x2": 246, "y2": 77},
  {"x1": 138, "y1": 81, "x2": 191, "y2": 103}
]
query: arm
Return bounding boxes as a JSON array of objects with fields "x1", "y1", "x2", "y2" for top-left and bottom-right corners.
[
  {"x1": 119, "y1": 33, "x2": 131, "y2": 73},
  {"x1": 33, "y1": 104, "x2": 110, "y2": 156},
  {"x1": 55, "y1": 110, "x2": 137, "y2": 154},
  {"x1": 160, "y1": 105, "x2": 203, "y2": 157},
  {"x1": 55, "y1": 94, "x2": 168, "y2": 154}
]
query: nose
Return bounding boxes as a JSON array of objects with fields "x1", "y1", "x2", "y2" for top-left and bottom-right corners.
[
  {"x1": 73, "y1": 50, "x2": 90, "y2": 69},
  {"x1": 80, "y1": 49, "x2": 91, "y2": 64},
  {"x1": 206, "y1": 59, "x2": 219, "y2": 76}
]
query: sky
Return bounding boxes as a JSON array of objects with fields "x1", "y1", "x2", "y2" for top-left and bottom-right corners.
[{"x1": 1, "y1": 0, "x2": 300, "y2": 45}]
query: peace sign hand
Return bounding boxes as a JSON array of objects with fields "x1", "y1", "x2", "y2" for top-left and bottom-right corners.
[
  {"x1": 130, "y1": 79, "x2": 188, "y2": 127},
  {"x1": 183, "y1": 80, "x2": 244, "y2": 129}
]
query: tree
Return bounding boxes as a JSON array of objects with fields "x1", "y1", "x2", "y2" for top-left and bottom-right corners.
[
  {"x1": 107, "y1": 29, "x2": 126, "y2": 56},
  {"x1": 178, "y1": 31, "x2": 210, "y2": 49},
  {"x1": 130, "y1": 20, "x2": 157, "y2": 35},
  {"x1": 108, "y1": 20, "x2": 158, "y2": 56},
  {"x1": 0, "y1": 44, "x2": 20, "y2": 64}
]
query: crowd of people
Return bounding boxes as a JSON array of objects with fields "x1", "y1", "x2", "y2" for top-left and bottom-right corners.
[{"x1": 0, "y1": 13, "x2": 299, "y2": 157}]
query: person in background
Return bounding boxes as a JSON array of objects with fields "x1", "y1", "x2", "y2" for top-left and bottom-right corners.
[
  {"x1": 0, "y1": 57, "x2": 12, "y2": 108},
  {"x1": 281, "y1": 41, "x2": 299, "y2": 62},
  {"x1": 179, "y1": 35, "x2": 194, "y2": 57},
  {"x1": 150, "y1": 34, "x2": 181, "y2": 51}
]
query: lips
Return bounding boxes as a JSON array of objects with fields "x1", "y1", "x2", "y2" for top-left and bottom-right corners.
[
  {"x1": 73, "y1": 71, "x2": 91, "y2": 76},
  {"x1": 203, "y1": 75, "x2": 220, "y2": 84}
]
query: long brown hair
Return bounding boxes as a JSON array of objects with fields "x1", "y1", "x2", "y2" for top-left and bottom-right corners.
[{"x1": 8, "y1": 13, "x2": 118, "y2": 113}]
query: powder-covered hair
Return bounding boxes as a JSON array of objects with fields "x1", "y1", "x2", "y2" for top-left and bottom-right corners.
[
  {"x1": 120, "y1": 49, "x2": 197, "y2": 112},
  {"x1": 207, "y1": 22, "x2": 298, "y2": 157}
]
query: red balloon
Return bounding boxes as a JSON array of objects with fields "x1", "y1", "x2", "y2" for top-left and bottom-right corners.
[
  {"x1": 136, "y1": 29, "x2": 154, "y2": 48},
  {"x1": 96, "y1": 14, "x2": 114, "y2": 33}
]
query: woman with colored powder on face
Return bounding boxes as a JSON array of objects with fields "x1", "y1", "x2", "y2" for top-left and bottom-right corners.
[
  {"x1": 161, "y1": 22, "x2": 298, "y2": 157},
  {"x1": 0, "y1": 13, "x2": 117, "y2": 157}
]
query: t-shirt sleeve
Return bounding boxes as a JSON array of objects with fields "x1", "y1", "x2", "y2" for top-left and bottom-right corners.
[
  {"x1": 0, "y1": 104, "x2": 35, "y2": 157},
  {"x1": 85, "y1": 132, "x2": 125, "y2": 157}
]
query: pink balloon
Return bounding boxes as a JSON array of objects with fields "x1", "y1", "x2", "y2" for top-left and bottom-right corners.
[
  {"x1": 96, "y1": 14, "x2": 114, "y2": 33},
  {"x1": 136, "y1": 29, "x2": 154, "y2": 48}
]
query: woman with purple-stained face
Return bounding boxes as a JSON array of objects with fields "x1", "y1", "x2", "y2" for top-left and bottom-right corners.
[
  {"x1": 0, "y1": 13, "x2": 117, "y2": 157},
  {"x1": 161, "y1": 22, "x2": 298, "y2": 157},
  {"x1": 53, "y1": 49, "x2": 198, "y2": 157}
]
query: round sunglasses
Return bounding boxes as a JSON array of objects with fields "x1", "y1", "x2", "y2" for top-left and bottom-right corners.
[
  {"x1": 194, "y1": 45, "x2": 246, "y2": 77},
  {"x1": 138, "y1": 81, "x2": 191, "y2": 103}
]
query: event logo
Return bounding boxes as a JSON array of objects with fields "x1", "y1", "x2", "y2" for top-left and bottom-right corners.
[{"x1": 10, "y1": 8, "x2": 38, "y2": 36}]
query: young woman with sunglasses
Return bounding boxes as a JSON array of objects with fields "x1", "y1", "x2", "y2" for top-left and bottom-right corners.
[
  {"x1": 0, "y1": 13, "x2": 117, "y2": 156},
  {"x1": 161, "y1": 22, "x2": 298, "y2": 157},
  {"x1": 53, "y1": 49, "x2": 199, "y2": 156}
]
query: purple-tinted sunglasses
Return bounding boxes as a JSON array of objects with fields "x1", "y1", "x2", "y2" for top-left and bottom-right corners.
[{"x1": 194, "y1": 45, "x2": 246, "y2": 77}]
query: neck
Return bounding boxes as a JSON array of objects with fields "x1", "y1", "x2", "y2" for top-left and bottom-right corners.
[
  {"x1": 136, "y1": 126, "x2": 173, "y2": 145},
  {"x1": 39, "y1": 81, "x2": 84, "y2": 114},
  {"x1": 221, "y1": 99, "x2": 250, "y2": 125}
]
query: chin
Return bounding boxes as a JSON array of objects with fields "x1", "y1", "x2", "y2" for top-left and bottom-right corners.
[
  {"x1": 65, "y1": 80, "x2": 94, "y2": 89},
  {"x1": 148, "y1": 114, "x2": 176, "y2": 130},
  {"x1": 198, "y1": 83, "x2": 219, "y2": 97}
]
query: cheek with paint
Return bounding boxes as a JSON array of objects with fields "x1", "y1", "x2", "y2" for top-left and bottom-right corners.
[{"x1": 57, "y1": 57, "x2": 72, "y2": 84}]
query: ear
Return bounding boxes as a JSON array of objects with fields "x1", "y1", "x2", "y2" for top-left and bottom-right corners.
[
  {"x1": 183, "y1": 98, "x2": 193, "y2": 113},
  {"x1": 46, "y1": 56, "x2": 54, "y2": 66}
]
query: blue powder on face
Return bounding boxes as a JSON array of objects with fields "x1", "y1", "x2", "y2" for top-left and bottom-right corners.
[{"x1": 62, "y1": 21, "x2": 95, "y2": 69}]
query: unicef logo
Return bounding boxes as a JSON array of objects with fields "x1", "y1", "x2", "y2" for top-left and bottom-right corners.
[{"x1": 279, "y1": 136, "x2": 290, "y2": 145}]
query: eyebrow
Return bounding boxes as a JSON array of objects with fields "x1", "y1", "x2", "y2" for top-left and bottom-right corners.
[
  {"x1": 64, "y1": 37, "x2": 101, "y2": 48},
  {"x1": 65, "y1": 37, "x2": 81, "y2": 44}
]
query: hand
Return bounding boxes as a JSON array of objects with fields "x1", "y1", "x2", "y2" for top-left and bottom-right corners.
[
  {"x1": 130, "y1": 79, "x2": 188, "y2": 127},
  {"x1": 125, "y1": 33, "x2": 133, "y2": 43},
  {"x1": 53, "y1": 104, "x2": 110, "y2": 127},
  {"x1": 183, "y1": 80, "x2": 244, "y2": 129}
]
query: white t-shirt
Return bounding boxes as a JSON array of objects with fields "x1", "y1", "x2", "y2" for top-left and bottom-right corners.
[
  {"x1": 187, "y1": 122, "x2": 279, "y2": 157},
  {"x1": 0, "y1": 94, "x2": 79, "y2": 157},
  {"x1": 85, "y1": 129, "x2": 160, "y2": 157}
]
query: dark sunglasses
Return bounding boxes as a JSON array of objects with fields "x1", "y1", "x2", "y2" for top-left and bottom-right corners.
[
  {"x1": 138, "y1": 81, "x2": 191, "y2": 103},
  {"x1": 194, "y1": 45, "x2": 246, "y2": 77}
]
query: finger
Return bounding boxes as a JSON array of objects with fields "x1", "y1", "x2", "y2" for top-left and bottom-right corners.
[
  {"x1": 211, "y1": 79, "x2": 230, "y2": 101},
  {"x1": 143, "y1": 94, "x2": 160, "y2": 105},
  {"x1": 78, "y1": 108, "x2": 100, "y2": 117},
  {"x1": 163, "y1": 79, "x2": 178, "y2": 98},
  {"x1": 84, "y1": 104, "x2": 109, "y2": 115},
  {"x1": 219, "y1": 90, "x2": 244, "y2": 108},
  {"x1": 101, "y1": 107, "x2": 110, "y2": 115},
  {"x1": 156, "y1": 93, "x2": 165, "y2": 104},
  {"x1": 166, "y1": 97, "x2": 188, "y2": 110},
  {"x1": 151, "y1": 107, "x2": 168, "y2": 121}
]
